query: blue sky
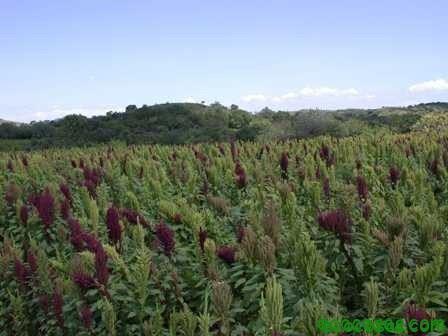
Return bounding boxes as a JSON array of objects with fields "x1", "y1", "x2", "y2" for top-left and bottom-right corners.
[{"x1": 1, "y1": 0, "x2": 447, "y2": 122}]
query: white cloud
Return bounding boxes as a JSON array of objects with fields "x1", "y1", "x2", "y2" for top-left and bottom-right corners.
[
  {"x1": 280, "y1": 92, "x2": 299, "y2": 99},
  {"x1": 241, "y1": 94, "x2": 267, "y2": 102},
  {"x1": 409, "y1": 79, "x2": 448, "y2": 93},
  {"x1": 242, "y1": 86, "x2": 362, "y2": 104},
  {"x1": 299, "y1": 87, "x2": 359, "y2": 97}
]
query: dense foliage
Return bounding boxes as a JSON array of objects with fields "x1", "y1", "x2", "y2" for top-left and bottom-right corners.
[
  {"x1": 2, "y1": 102, "x2": 447, "y2": 151},
  {"x1": 2, "y1": 127, "x2": 448, "y2": 335}
]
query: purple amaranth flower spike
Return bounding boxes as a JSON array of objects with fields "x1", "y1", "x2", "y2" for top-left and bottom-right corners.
[
  {"x1": 173, "y1": 213, "x2": 182, "y2": 224},
  {"x1": 68, "y1": 218, "x2": 84, "y2": 251},
  {"x1": 356, "y1": 176, "x2": 369, "y2": 202},
  {"x1": 27, "y1": 249, "x2": 38, "y2": 275},
  {"x1": 73, "y1": 271, "x2": 96, "y2": 290},
  {"x1": 155, "y1": 221, "x2": 175, "y2": 257},
  {"x1": 362, "y1": 203, "x2": 372, "y2": 220},
  {"x1": 234, "y1": 161, "x2": 244, "y2": 176},
  {"x1": 81, "y1": 231, "x2": 101, "y2": 253},
  {"x1": 428, "y1": 158, "x2": 440, "y2": 177},
  {"x1": 20, "y1": 205, "x2": 29, "y2": 225},
  {"x1": 121, "y1": 208, "x2": 148, "y2": 227},
  {"x1": 235, "y1": 171, "x2": 247, "y2": 189},
  {"x1": 14, "y1": 258, "x2": 29, "y2": 287},
  {"x1": 317, "y1": 209, "x2": 352, "y2": 244},
  {"x1": 94, "y1": 244, "x2": 109, "y2": 287},
  {"x1": 36, "y1": 189, "x2": 55, "y2": 232},
  {"x1": 80, "y1": 305, "x2": 93, "y2": 330},
  {"x1": 28, "y1": 193, "x2": 39, "y2": 208},
  {"x1": 83, "y1": 179, "x2": 97, "y2": 197},
  {"x1": 39, "y1": 294, "x2": 50, "y2": 315},
  {"x1": 389, "y1": 166, "x2": 400, "y2": 189},
  {"x1": 106, "y1": 207, "x2": 122, "y2": 246},
  {"x1": 21, "y1": 156, "x2": 29, "y2": 167},
  {"x1": 235, "y1": 162, "x2": 248, "y2": 189},
  {"x1": 199, "y1": 227, "x2": 208, "y2": 252},
  {"x1": 217, "y1": 245, "x2": 236, "y2": 264},
  {"x1": 236, "y1": 226, "x2": 245, "y2": 243},
  {"x1": 59, "y1": 183, "x2": 72, "y2": 204},
  {"x1": 52, "y1": 290, "x2": 64, "y2": 329},
  {"x1": 60, "y1": 198, "x2": 71, "y2": 220},
  {"x1": 404, "y1": 303, "x2": 430, "y2": 336},
  {"x1": 195, "y1": 151, "x2": 208, "y2": 166},
  {"x1": 319, "y1": 144, "x2": 335, "y2": 166},
  {"x1": 280, "y1": 152, "x2": 289, "y2": 179}
]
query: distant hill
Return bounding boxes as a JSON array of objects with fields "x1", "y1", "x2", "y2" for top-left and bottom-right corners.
[
  {"x1": 0, "y1": 119, "x2": 23, "y2": 127},
  {"x1": 0, "y1": 119, "x2": 16, "y2": 125},
  {"x1": 1, "y1": 102, "x2": 447, "y2": 151}
]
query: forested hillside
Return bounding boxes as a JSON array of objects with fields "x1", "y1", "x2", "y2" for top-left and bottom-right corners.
[{"x1": 1, "y1": 102, "x2": 447, "y2": 150}]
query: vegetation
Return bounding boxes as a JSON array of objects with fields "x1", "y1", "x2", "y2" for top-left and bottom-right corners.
[
  {"x1": 1, "y1": 102, "x2": 447, "y2": 151},
  {"x1": 2, "y1": 123, "x2": 448, "y2": 334}
]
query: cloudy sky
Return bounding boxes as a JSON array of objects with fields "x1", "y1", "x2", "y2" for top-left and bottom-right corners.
[{"x1": 1, "y1": 0, "x2": 447, "y2": 122}]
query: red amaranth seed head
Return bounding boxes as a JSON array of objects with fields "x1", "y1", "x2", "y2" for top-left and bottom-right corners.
[
  {"x1": 319, "y1": 144, "x2": 335, "y2": 166},
  {"x1": 234, "y1": 161, "x2": 244, "y2": 176},
  {"x1": 94, "y1": 244, "x2": 109, "y2": 287},
  {"x1": 428, "y1": 158, "x2": 440, "y2": 177},
  {"x1": 173, "y1": 213, "x2": 182, "y2": 224},
  {"x1": 59, "y1": 183, "x2": 72, "y2": 203},
  {"x1": 68, "y1": 217, "x2": 84, "y2": 251},
  {"x1": 14, "y1": 258, "x2": 29, "y2": 287},
  {"x1": 317, "y1": 209, "x2": 352, "y2": 244},
  {"x1": 125, "y1": 208, "x2": 149, "y2": 226},
  {"x1": 106, "y1": 207, "x2": 122, "y2": 246},
  {"x1": 155, "y1": 221, "x2": 175, "y2": 257},
  {"x1": 60, "y1": 198, "x2": 71, "y2": 220},
  {"x1": 81, "y1": 231, "x2": 101, "y2": 253},
  {"x1": 52, "y1": 290, "x2": 64, "y2": 329},
  {"x1": 235, "y1": 163, "x2": 248, "y2": 189},
  {"x1": 39, "y1": 294, "x2": 50, "y2": 315},
  {"x1": 27, "y1": 249, "x2": 38, "y2": 275},
  {"x1": 73, "y1": 271, "x2": 96, "y2": 290},
  {"x1": 280, "y1": 152, "x2": 289, "y2": 179},
  {"x1": 389, "y1": 166, "x2": 401, "y2": 189},
  {"x1": 362, "y1": 203, "x2": 372, "y2": 220},
  {"x1": 236, "y1": 226, "x2": 246, "y2": 243},
  {"x1": 20, "y1": 205, "x2": 29, "y2": 225},
  {"x1": 199, "y1": 227, "x2": 208, "y2": 252},
  {"x1": 36, "y1": 189, "x2": 55, "y2": 231},
  {"x1": 217, "y1": 245, "x2": 236, "y2": 264},
  {"x1": 356, "y1": 175, "x2": 369, "y2": 202},
  {"x1": 404, "y1": 303, "x2": 430, "y2": 336},
  {"x1": 80, "y1": 305, "x2": 93, "y2": 330}
]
